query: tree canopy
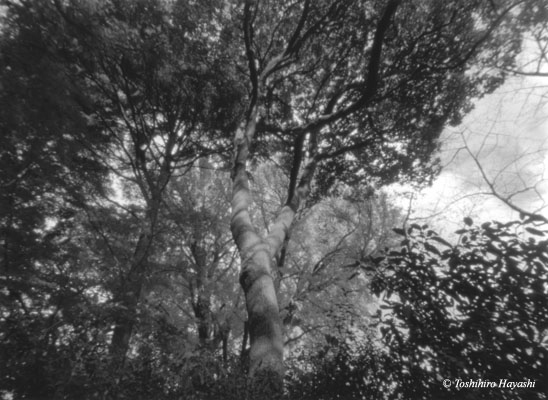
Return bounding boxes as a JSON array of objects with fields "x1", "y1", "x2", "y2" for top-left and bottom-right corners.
[{"x1": 0, "y1": 0, "x2": 547, "y2": 399}]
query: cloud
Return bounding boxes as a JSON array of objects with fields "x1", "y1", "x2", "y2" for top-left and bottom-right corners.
[{"x1": 391, "y1": 75, "x2": 548, "y2": 231}]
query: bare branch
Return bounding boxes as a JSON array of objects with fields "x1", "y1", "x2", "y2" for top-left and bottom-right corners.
[{"x1": 462, "y1": 134, "x2": 548, "y2": 224}]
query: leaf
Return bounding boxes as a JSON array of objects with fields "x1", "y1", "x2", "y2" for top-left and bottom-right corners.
[
  {"x1": 430, "y1": 236, "x2": 452, "y2": 248},
  {"x1": 393, "y1": 228, "x2": 406, "y2": 236},
  {"x1": 527, "y1": 214, "x2": 547, "y2": 222},
  {"x1": 481, "y1": 222, "x2": 491, "y2": 229},
  {"x1": 464, "y1": 217, "x2": 473, "y2": 226},
  {"x1": 525, "y1": 227, "x2": 545, "y2": 236},
  {"x1": 424, "y1": 242, "x2": 441, "y2": 256}
]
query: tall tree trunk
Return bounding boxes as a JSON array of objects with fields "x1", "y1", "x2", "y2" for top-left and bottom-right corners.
[
  {"x1": 231, "y1": 0, "x2": 322, "y2": 381},
  {"x1": 231, "y1": 164, "x2": 284, "y2": 378},
  {"x1": 103, "y1": 230, "x2": 152, "y2": 400},
  {"x1": 194, "y1": 293, "x2": 211, "y2": 347},
  {"x1": 239, "y1": 242, "x2": 284, "y2": 377},
  {"x1": 190, "y1": 240, "x2": 213, "y2": 348},
  {"x1": 109, "y1": 231, "x2": 150, "y2": 370},
  {"x1": 230, "y1": 116, "x2": 285, "y2": 382},
  {"x1": 109, "y1": 186, "x2": 163, "y2": 370},
  {"x1": 230, "y1": 82, "x2": 317, "y2": 386}
]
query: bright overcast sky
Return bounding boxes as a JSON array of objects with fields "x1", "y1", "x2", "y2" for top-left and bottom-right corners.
[{"x1": 389, "y1": 73, "x2": 548, "y2": 235}]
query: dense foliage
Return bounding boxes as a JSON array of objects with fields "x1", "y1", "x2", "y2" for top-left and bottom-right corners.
[
  {"x1": 1, "y1": 0, "x2": 547, "y2": 399},
  {"x1": 284, "y1": 217, "x2": 548, "y2": 400},
  {"x1": 371, "y1": 217, "x2": 548, "y2": 399}
]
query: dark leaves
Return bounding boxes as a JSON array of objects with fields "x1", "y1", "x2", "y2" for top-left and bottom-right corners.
[
  {"x1": 371, "y1": 218, "x2": 548, "y2": 400},
  {"x1": 525, "y1": 226, "x2": 545, "y2": 236},
  {"x1": 429, "y1": 235, "x2": 452, "y2": 248},
  {"x1": 424, "y1": 242, "x2": 441, "y2": 256}
]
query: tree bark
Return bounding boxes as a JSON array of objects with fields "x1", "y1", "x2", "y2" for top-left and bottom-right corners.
[
  {"x1": 230, "y1": 127, "x2": 316, "y2": 385},
  {"x1": 103, "y1": 229, "x2": 152, "y2": 400},
  {"x1": 109, "y1": 187, "x2": 163, "y2": 371},
  {"x1": 190, "y1": 241, "x2": 212, "y2": 347},
  {"x1": 109, "y1": 231, "x2": 150, "y2": 370},
  {"x1": 231, "y1": 160, "x2": 284, "y2": 379}
]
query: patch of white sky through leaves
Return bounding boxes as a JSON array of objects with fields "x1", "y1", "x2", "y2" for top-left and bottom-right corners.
[{"x1": 388, "y1": 72, "x2": 548, "y2": 235}]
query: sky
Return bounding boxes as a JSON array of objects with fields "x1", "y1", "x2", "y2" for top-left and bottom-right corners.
[{"x1": 390, "y1": 74, "x2": 548, "y2": 236}]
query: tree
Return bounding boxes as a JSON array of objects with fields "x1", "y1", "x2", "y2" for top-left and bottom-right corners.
[
  {"x1": 0, "y1": 0, "x2": 110, "y2": 294},
  {"x1": 400, "y1": 4, "x2": 548, "y2": 230},
  {"x1": 53, "y1": 0, "x2": 241, "y2": 373},
  {"x1": 1, "y1": 0, "x2": 245, "y2": 381},
  {"x1": 496, "y1": 2, "x2": 548, "y2": 78},
  {"x1": 278, "y1": 188, "x2": 403, "y2": 352},
  {"x1": 228, "y1": 0, "x2": 541, "y2": 381},
  {"x1": 157, "y1": 163, "x2": 242, "y2": 356},
  {"x1": 2, "y1": 0, "x2": 545, "y2": 393},
  {"x1": 0, "y1": 4, "x2": 117, "y2": 397}
]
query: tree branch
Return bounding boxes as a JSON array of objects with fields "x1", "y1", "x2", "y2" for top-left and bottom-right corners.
[
  {"x1": 266, "y1": 151, "x2": 319, "y2": 259},
  {"x1": 295, "y1": 0, "x2": 402, "y2": 133},
  {"x1": 462, "y1": 133, "x2": 548, "y2": 224}
]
